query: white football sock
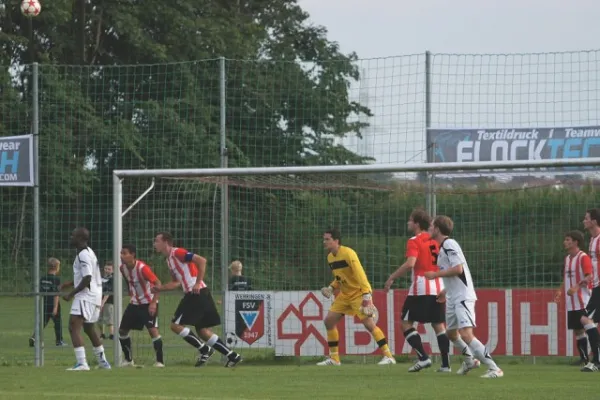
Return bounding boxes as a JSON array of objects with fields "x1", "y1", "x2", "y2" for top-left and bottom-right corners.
[
  {"x1": 452, "y1": 337, "x2": 474, "y2": 359},
  {"x1": 74, "y1": 346, "x2": 87, "y2": 365},
  {"x1": 93, "y1": 345, "x2": 107, "y2": 362},
  {"x1": 468, "y1": 338, "x2": 499, "y2": 370}
]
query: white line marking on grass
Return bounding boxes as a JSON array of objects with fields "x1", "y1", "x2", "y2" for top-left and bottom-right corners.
[{"x1": 0, "y1": 392, "x2": 252, "y2": 400}]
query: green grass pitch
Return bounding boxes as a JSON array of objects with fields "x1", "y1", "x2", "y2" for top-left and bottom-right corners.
[{"x1": 0, "y1": 296, "x2": 599, "y2": 400}]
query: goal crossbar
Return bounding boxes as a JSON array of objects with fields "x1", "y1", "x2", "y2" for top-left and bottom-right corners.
[{"x1": 113, "y1": 157, "x2": 600, "y2": 178}]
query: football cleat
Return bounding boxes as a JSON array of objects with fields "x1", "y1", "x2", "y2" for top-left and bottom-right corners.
[
  {"x1": 457, "y1": 358, "x2": 481, "y2": 375},
  {"x1": 66, "y1": 363, "x2": 90, "y2": 371},
  {"x1": 480, "y1": 368, "x2": 504, "y2": 378},
  {"x1": 153, "y1": 362, "x2": 165, "y2": 368},
  {"x1": 316, "y1": 357, "x2": 341, "y2": 366},
  {"x1": 581, "y1": 362, "x2": 599, "y2": 372},
  {"x1": 195, "y1": 346, "x2": 215, "y2": 367},
  {"x1": 97, "y1": 359, "x2": 112, "y2": 369},
  {"x1": 437, "y1": 367, "x2": 452, "y2": 373},
  {"x1": 377, "y1": 356, "x2": 397, "y2": 365},
  {"x1": 225, "y1": 353, "x2": 242, "y2": 368},
  {"x1": 121, "y1": 360, "x2": 135, "y2": 367},
  {"x1": 408, "y1": 358, "x2": 432, "y2": 372}
]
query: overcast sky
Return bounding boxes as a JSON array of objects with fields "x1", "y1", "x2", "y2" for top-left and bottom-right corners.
[{"x1": 299, "y1": 0, "x2": 600, "y2": 165}]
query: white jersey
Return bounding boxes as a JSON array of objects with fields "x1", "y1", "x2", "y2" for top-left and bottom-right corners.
[
  {"x1": 588, "y1": 233, "x2": 600, "y2": 288},
  {"x1": 436, "y1": 238, "x2": 477, "y2": 304},
  {"x1": 73, "y1": 247, "x2": 103, "y2": 306}
]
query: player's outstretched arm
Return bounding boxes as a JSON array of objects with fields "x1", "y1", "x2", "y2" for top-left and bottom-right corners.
[
  {"x1": 152, "y1": 277, "x2": 181, "y2": 293},
  {"x1": 384, "y1": 257, "x2": 416, "y2": 291},
  {"x1": 425, "y1": 263, "x2": 463, "y2": 280}
]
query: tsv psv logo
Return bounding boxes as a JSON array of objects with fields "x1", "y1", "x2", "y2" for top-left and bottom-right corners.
[{"x1": 235, "y1": 296, "x2": 265, "y2": 345}]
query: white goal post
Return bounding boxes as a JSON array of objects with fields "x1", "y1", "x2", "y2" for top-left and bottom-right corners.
[{"x1": 111, "y1": 157, "x2": 600, "y2": 366}]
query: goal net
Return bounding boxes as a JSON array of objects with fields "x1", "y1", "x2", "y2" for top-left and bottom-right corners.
[{"x1": 113, "y1": 159, "x2": 600, "y2": 365}]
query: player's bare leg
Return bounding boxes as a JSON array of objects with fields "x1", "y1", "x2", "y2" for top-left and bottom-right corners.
[
  {"x1": 83, "y1": 322, "x2": 110, "y2": 369},
  {"x1": 317, "y1": 311, "x2": 344, "y2": 366},
  {"x1": 361, "y1": 317, "x2": 396, "y2": 365},
  {"x1": 580, "y1": 315, "x2": 600, "y2": 372},
  {"x1": 197, "y1": 327, "x2": 241, "y2": 367},
  {"x1": 147, "y1": 327, "x2": 165, "y2": 367},
  {"x1": 402, "y1": 320, "x2": 431, "y2": 372},
  {"x1": 446, "y1": 329, "x2": 480, "y2": 375},
  {"x1": 118, "y1": 328, "x2": 135, "y2": 367},
  {"x1": 67, "y1": 315, "x2": 90, "y2": 371},
  {"x1": 170, "y1": 322, "x2": 213, "y2": 367},
  {"x1": 459, "y1": 327, "x2": 502, "y2": 378}
]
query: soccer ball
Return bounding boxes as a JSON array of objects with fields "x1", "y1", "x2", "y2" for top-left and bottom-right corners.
[
  {"x1": 225, "y1": 332, "x2": 238, "y2": 348},
  {"x1": 21, "y1": 0, "x2": 41, "y2": 17}
]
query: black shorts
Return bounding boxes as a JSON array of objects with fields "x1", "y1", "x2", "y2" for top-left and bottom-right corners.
[
  {"x1": 585, "y1": 286, "x2": 600, "y2": 323},
  {"x1": 401, "y1": 295, "x2": 445, "y2": 324},
  {"x1": 567, "y1": 309, "x2": 588, "y2": 330},
  {"x1": 120, "y1": 303, "x2": 159, "y2": 331},
  {"x1": 172, "y1": 289, "x2": 221, "y2": 329}
]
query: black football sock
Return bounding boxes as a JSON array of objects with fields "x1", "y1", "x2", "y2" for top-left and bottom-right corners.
[
  {"x1": 576, "y1": 334, "x2": 589, "y2": 362},
  {"x1": 584, "y1": 324, "x2": 600, "y2": 364},
  {"x1": 179, "y1": 327, "x2": 203, "y2": 349},
  {"x1": 119, "y1": 336, "x2": 133, "y2": 362},
  {"x1": 207, "y1": 334, "x2": 233, "y2": 356},
  {"x1": 436, "y1": 331, "x2": 451, "y2": 368},
  {"x1": 152, "y1": 336, "x2": 164, "y2": 364},
  {"x1": 404, "y1": 328, "x2": 428, "y2": 361}
]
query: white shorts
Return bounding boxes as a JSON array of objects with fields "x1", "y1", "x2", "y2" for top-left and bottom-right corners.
[
  {"x1": 70, "y1": 298, "x2": 101, "y2": 323},
  {"x1": 446, "y1": 300, "x2": 476, "y2": 330}
]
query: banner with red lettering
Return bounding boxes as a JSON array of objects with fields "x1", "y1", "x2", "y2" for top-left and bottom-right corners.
[{"x1": 225, "y1": 289, "x2": 582, "y2": 357}]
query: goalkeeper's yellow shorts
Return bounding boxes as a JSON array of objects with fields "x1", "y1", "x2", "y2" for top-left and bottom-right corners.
[{"x1": 329, "y1": 294, "x2": 375, "y2": 321}]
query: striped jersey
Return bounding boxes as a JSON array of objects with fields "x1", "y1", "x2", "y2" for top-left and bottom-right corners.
[
  {"x1": 588, "y1": 233, "x2": 600, "y2": 288},
  {"x1": 167, "y1": 247, "x2": 206, "y2": 293},
  {"x1": 563, "y1": 251, "x2": 592, "y2": 311},
  {"x1": 120, "y1": 260, "x2": 159, "y2": 305},
  {"x1": 406, "y1": 232, "x2": 444, "y2": 296}
]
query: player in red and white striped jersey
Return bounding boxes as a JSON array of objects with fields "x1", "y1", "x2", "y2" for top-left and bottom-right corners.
[
  {"x1": 581, "y1": 209, "x2": 600, "y2": 371},
  {"x1": 384, "y1": 209, "x2": 454, "y2": 373},
  {"x1": 554, "y1": 231, "x2": 593, "y2": 367},
  {"x1": 117, "y1": 244, "x2": 164, "y2": 367},
  {"x1": 152, "y1": 232, "x2": 242, "y2": 368}
]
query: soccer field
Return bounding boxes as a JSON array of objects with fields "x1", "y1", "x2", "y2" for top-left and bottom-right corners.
[
  {"x1": 1, "y1": 297, "x2": 599, "y2": 400},
  {"x1": 0, "y1": 363, "x2": 598, "y2": 400}
]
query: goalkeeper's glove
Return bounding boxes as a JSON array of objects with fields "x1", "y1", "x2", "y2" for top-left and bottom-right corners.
[
  {"x1": 321, "y1": 286, "x2": 334, "y2": 299},
  {"x1": 359, "y1": 293, "x2": 376, "y2": 316}
]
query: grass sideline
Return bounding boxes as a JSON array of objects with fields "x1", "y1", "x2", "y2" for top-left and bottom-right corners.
[{"x1": 1, "y1": 296, "x2": 599, "y2": 399}]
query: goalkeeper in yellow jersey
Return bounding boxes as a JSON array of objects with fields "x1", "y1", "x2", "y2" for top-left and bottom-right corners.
[{"x1": 317, "y1": 228, "x2": 396, "y2": 366}]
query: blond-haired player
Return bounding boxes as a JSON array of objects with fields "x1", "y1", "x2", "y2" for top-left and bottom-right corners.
[
  {"x1": 317, "y1": 228, "x2": 396, "y2": 366},
  {"x1": 424, "y1": 216, "x2": 503, "y2": 378}
]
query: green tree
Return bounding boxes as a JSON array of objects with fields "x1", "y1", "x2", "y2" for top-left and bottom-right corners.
[{"x1": 0, "y1": 0, "x2": 373, "y2": 289}]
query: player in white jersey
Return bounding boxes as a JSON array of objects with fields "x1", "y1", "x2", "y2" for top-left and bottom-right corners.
[
  {"x1": 152, "y1": 232, "x2": 242, "y2": 368},
  {"x1": 118, "y1": 244, "x2": 165, "y2": 368},
  {"x1": 581, "y1": 209, "x2": 600, "y2": 371},
  {"x1": 60, "y1": 227, "x2": 111, "y2": 371},
  {"x1": 424, "y1": 216, "x2": 503, "y2": 378},
  {"x1": 554, "y1": 231, "x2": 593, "y2": 367}
]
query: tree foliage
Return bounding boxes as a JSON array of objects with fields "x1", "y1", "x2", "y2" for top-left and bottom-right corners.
[{"x1": 0, "y1": 0, "x2": 373, "y2": 290}]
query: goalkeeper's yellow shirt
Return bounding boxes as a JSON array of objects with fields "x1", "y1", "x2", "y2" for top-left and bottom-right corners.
[{"x1": 327, "y1": 245, "x2": 372, "y2": 299}]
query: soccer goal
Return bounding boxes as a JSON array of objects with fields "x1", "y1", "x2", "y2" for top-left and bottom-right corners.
[{"x1": 111, "y1": 157, "x2": 600, "y2": 366}]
